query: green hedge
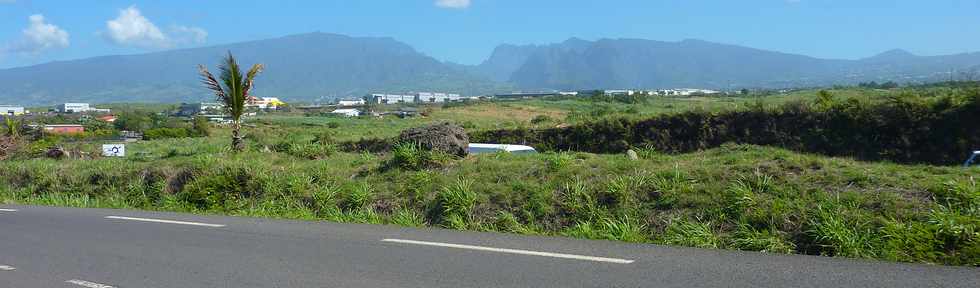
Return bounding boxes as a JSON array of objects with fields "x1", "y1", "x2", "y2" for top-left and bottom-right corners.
[
  {"x1": 472, "y1": 91, "x2": 980, "y2": 165},
  {"x1": 143, "y1": 127, "x2": 192, "y2": 140}
]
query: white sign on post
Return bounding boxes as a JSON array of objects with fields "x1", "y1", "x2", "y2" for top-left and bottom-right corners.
[{"x1": 102, "y1": 144, "x2": 125, "y2": 157}]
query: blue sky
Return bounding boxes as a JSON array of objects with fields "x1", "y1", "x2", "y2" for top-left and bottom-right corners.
[{"x1": 1, "y1": 0, "x2": 979, "y2": 69}]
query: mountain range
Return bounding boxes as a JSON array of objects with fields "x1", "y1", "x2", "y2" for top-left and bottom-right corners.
[
  {"x1": 474, "y1": 38, "x2": 980, "y2": 91},
  {"x1": 2, "y1": 32, "x2": 979, "y2": 105}
]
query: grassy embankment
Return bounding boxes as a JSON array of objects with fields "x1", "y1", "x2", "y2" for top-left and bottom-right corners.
[{"x1": 1, "y1": 86, "x2": 978, "y2": 266}]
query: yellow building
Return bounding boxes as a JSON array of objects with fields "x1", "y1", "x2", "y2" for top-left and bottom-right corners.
[{"x1": 247, "y1": 97, "x2": 286, "y2": 109}]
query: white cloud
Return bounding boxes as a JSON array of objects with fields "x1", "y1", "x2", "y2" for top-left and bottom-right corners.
[
  {"x1": 435, "y1": 0, "x2": 470, "y2": 9},
  {"x1": 104, "y1": 6, "x2": 206, "y2": 49},
  {"x1": 104, "y1": 6, "x2": 168, "y2": 47},
  {"x1": 170, "y1": 25, "x2": 208, "y2": 46},
  {"x1": 3, "y1": 14, "x2": 70, "y2": 54}
]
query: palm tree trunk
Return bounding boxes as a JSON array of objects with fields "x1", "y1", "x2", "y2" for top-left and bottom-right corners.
[{"x1": 232, "y1": 121, "x2": 245, "y2": 152}]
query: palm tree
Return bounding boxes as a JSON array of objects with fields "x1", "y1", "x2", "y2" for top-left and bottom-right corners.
[
  {"x1": 3, "y1": 116, "x2": 18, "y2": 138},
  {"x1": 198, "y1": 52, "x2": 264, "y2": 152}
]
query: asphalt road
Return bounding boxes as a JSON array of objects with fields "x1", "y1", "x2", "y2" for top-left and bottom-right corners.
[{"x1": 1, "y1": 205, "x2": 977, "y2": 288}]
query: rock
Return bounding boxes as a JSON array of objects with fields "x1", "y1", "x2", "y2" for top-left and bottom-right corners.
[
  {"x1": 626, "y1": 149, "x2": 639, "y2": 160},
  {"x1": 0, "y1": 136, "x2": 19, "y2": 160},
  {"x1": 46, "y1": 147, "x2": 68, "y2": 159},
  {"x1": 398, "y1": 122, "x2": 469, "y2": 157}
]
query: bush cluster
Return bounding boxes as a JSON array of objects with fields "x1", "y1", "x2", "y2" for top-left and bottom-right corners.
[
  {"x1": 388, "y1": 142, "x2": 454, "y2": 170},
  {"x1": 473, "y1": 90, "x2": 980, "y2": 164},
  {"x1": 1, "y1": 144, "x2": 977, "y2": 265}
]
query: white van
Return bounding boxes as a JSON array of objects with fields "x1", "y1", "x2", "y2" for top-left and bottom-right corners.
[{"x1": 468, "y1": 143, "x2": 537, "y2": 154}]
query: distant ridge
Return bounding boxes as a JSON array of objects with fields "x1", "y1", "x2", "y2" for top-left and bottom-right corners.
[
  {"x1": 0, "y1": 32, "x2": 506, "y2": 105},
  {"x1": 477, "y1": 38, "x2": 980, "y2": 91},
  {"x1": 2, "y1": 33, "x2": 979, "y2": 105}
]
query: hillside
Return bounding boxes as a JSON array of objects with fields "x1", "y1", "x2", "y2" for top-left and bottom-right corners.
[
  {"x1": 480, "y1": 38, "x2": 980, "y2": 90},
  {"x1": 3, "y1": 33, "x2": 980, "y2": 105},
  {"x1": 0, "y1": 33, "x2": 504, "y2": 105},
  {"x1": 1, "y1": 84, "x2": 978, "y2": 266}
]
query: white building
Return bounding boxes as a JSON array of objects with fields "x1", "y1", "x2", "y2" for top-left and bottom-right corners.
[
  {"x1": 657, "y1": 88, "x2": 721, "y2": 96},
  {"x1": 0, "y1": 105, "x2": 26, "y2": 116},
  {"x1": 178, "y1": 102, "x2": 225, "y2": 116},
  {"x1": 371, "y1": 92, "x2": 463, "y2": 104},
  {"x1": 604, "y1": 90, "x2": 636, "y2": 96},
  {"x1": 416, "y1": 92, "x2": 462, "y2": 103},
  {"x1": 371, "y1": 94, "x2": 415, "y2": 104},
  {"x1": 247, "y1": 97, "x2": 286, "y2": 109},
  {"x1": 57, "y1": 103, "x2": 110, "y2": 113},
  {"x1": 337, "y1": 99, "x2": 366, "y2": 107},
  {"x1": 330, "y1": 108, "x2": 361, "y2": 117},
  {"x1": 58, "y1": 103, "x2": 89, "y2": 113}
]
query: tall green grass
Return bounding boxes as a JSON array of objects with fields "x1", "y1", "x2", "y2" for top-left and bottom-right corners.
[{"x1": 1, "y1": 85, "x2": 979, "y2": 266}]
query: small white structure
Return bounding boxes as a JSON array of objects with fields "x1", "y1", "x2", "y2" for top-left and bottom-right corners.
[
  {"x1": 178, "y1": 102, "x2": 225, "y2": 116},
  {"x1": 247, "y1": 97, "x2": 286, "y2": 109},
  {"x1": 330, "y1": 108, "x2": 361, "y2": 117},
  {"x1": 656, "y1": 88, "x2": 721, "y2": 96},
  {"x1": 57, "y1": 103, "x2": 110, "y2": 113},
  {"x1": 467, "y1": 143, "x2": 537, "y2": 154},
  {"x1": 102, "y1": 144, "x2": 126, "y2": 157},
  {"x1": 371, "y1": 94, "x2": 416, "y2": 104},
  {"x1": 604, "y1": 90, "x2": 636, "y2": 96},
  {"x1": 58, "y1": 103, "x2": 89, "y2": 113},
  {"x1": 337, "y1": 99, "x2": 366, "y2": 107}
]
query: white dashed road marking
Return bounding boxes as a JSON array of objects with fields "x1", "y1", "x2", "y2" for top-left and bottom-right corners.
[
  {"x1": 0, "y1": 208, "x2": 17, "y2": 212},
  {"x1": 66, "y1": 279, "x2": 115, "y2": 288},
  {"x1": 381, "y1": 238, "x2": 634, "y2": 264},
  {"x1": 0, "y1": 265, "x2": 15, "y2": 271},
  {"x1": 105, "y1": 216, "x2": 225, "y2": 227}
]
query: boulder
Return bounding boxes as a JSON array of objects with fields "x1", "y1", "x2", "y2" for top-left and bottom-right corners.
[
  {"x1": 398, "y1": 122, "x2": 469, "y2": 157},
  {"x1": 0, "y1": 136, "x2": 17, "y2": 160},
  {"x1": 46, "y1": 147, "x2": 68, "y2": 159},
  {"x1": 626, "y1": 149, "x2": 639, "y2": 161}
]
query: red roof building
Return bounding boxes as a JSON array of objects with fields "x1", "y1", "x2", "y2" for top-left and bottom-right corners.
[
  {"x1": 43, "y1": 124, "x2": 85, "y2": 134},
  {"x1": 97, "y1": 115, "x2": 117, "y2": 122}
]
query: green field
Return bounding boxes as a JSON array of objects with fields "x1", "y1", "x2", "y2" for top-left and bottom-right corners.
[{"x1": 2, "y1": 86, "x2": 979, "y2": 266}]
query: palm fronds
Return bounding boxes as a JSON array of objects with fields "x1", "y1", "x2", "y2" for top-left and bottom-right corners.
[
  {"x1": 198, "y1": 65, "x2": 226, "y2": 101},
  {"x1": 243, "y1": 63, "x2": 265, "y2": 100},
  {"x1": 3, "y1": 117, "x2": 19, "y2": 138},
  {"x1": 198, "y1": 51, "x2": 264, "y2": 152}
]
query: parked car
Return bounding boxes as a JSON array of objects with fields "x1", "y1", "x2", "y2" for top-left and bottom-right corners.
[{"x1": 467, "y1": 143, "x2": 537, "y2": 154}]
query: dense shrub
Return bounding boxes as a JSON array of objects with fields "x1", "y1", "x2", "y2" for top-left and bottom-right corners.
[
  {"x1": 143, "y1": 127, "x2": 191, "y2": 140},
  {"x1": 191, "y1": 116, "x2": 211, "y2": 137},
  {"x1": 0, "y1": 136, "x2": 24, "y2": 160},
  {"x1": 272, "y1": 139, "x2": 336, "y2": 160},
  {"x1": 179, "y1": 166, "x2": 264, "y2": 209},
  {"x1": 0, "y1": 143, "x2": 977, "y2": 265},
  {"x1": 339, "y1": 137, "x2": 391, "y2": 153},
  {"x1": 433, "y1": 177, "x2": 478, "y2": 228},
  {"x1": 472, "y1": 90, "x2": 980, "y2": 165},
  {"x1": 388, "y1": 142, "x2": 453, "y2": 170},
  {"x1": 531, "y1": 115, "x2": 554, "y2": 125}
]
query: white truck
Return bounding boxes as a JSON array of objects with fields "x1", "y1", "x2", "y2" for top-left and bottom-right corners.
[{"x1": 467, "y1": 143, "x2": 537, "y2": 154}]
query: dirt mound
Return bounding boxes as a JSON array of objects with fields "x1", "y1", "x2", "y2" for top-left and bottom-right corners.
[{"x1": 398, "y1": 122, "x2": 469, "y2": 157}]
